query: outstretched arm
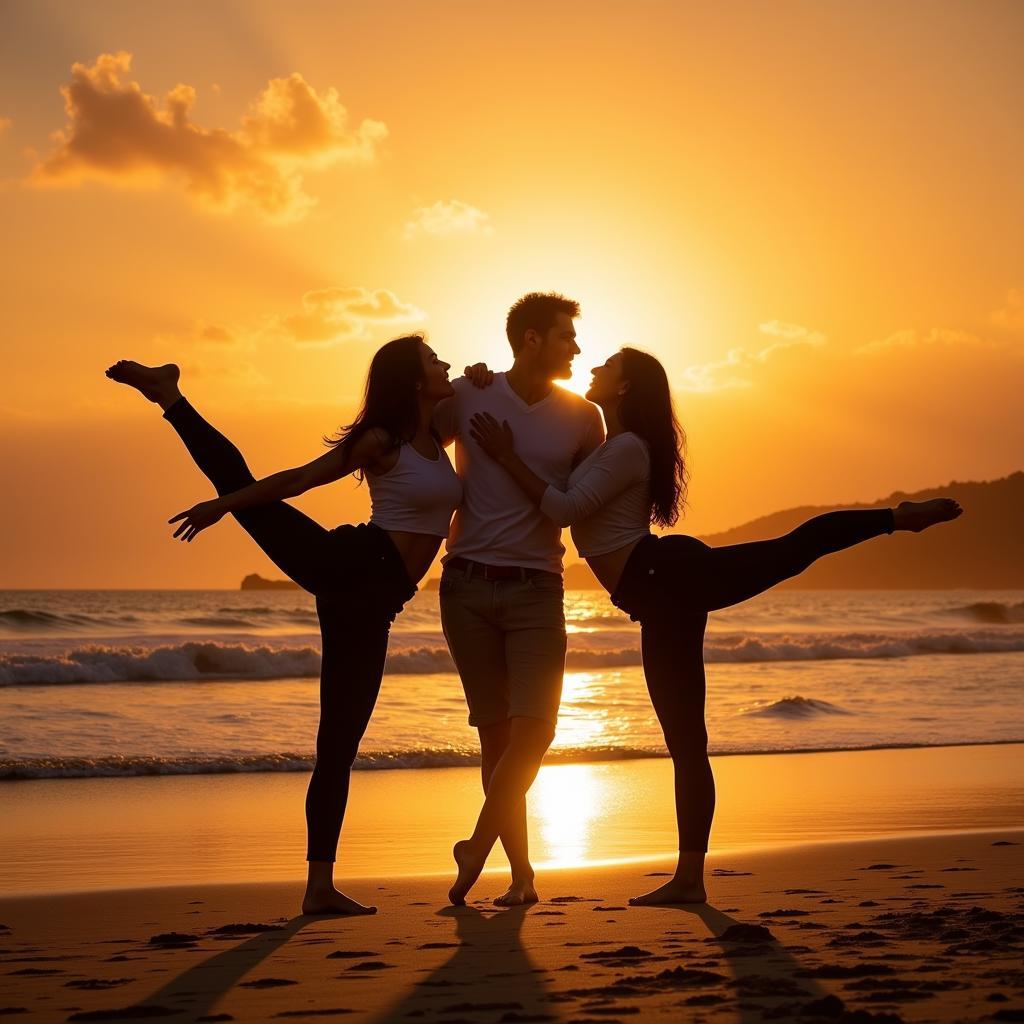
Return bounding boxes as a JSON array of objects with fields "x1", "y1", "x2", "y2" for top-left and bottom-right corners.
[
  {"x1": 470, "y1": 414, "x2": 642, "y2": 527},
  {"x1": 168, "y1": 429, "x2": 390, "y2": 541}
]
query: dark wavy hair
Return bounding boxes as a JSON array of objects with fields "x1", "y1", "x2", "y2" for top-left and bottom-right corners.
[
  {"x1": 323, "y1": 335, "x2": 429, "y2": 480},
  {"x1": 618, "y1": 347, "x2": 688, "y2": 527}
]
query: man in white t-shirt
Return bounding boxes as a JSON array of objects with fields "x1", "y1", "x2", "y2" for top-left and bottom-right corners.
[{"x1": 434, "y1": 292, "x2": 605, "y2": 906}]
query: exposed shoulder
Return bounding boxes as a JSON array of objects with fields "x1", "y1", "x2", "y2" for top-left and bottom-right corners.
[{"x1": 361, "y1": 426, "x2": 396, "y2": 452}]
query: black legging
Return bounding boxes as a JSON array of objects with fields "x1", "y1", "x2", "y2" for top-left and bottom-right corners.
[
  {"x1": 163, "y1": 397, "x2": 410, "y2": 862},
  {"x1": 613, "y1": 509, "x2": 895, "y2": 852}
]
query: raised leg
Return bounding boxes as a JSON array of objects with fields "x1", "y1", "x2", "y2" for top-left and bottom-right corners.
[
  {"x1": 161, "y1": 397, "x2": 335, "y2": 594},
  {"x1": 630, "y1": 611, "x2": 713, "y2": 906},
  {"x1": 303, "y1": 594, "x2": 391, "y2": 915}
]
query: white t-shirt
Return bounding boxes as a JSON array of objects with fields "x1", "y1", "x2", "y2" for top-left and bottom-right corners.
[
  {"x1": 435, "y1": 374, "x2": 605, "y2": 573},
  {"x1": 540, "y1": 432, "x2": 652, "y2": 557}
]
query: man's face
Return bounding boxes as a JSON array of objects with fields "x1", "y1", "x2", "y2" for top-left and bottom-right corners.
[{"x1": 536, "y1": 312, "x2": 580, "y2": 380}]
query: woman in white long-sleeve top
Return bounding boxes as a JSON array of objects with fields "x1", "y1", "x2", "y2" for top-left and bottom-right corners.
[{"x1": 470, "y1": 347, "x2": 962, "y2": 906}]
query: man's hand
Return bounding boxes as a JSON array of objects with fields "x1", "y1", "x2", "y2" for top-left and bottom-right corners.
[
  {"x1": 469, "y1": 411, "x2": 516, "y2": 462},
  {"x1": 168, "y1": 498, "x2": 227, "y2": 542},
  {"x1": 464, "y1": 363, "x2": 494, "y2": 388}
]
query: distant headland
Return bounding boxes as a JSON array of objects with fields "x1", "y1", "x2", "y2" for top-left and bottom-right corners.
[{"x1": 242, "y1": 471, "x2": 1023, "y2": 591}]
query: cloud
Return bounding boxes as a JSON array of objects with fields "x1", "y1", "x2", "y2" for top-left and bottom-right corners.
[
  {"x1": 680, "y1": 320, "x2": 826, "y2": 391},
  {"x1": 30, "y1": 52, "x2": 387, "y2": 222},
  {"x1": 403, "y1": 199, "x2": 494, "y2": 239},
  {"x1": 275, "y1": 287, "x2": 427, "y2": 346},
  {"x1": 990, "y1": 288, "x2": 1024, "y2": 333},
  {"x1": 856, "y1": 327, "x2": 984, "y2": 355},
  {"x1": 0, "y1": 117, "x2": 11, "y2": 139},
  {"x1": 197, "y1": 323, "x2": 236, "y2": 345}
]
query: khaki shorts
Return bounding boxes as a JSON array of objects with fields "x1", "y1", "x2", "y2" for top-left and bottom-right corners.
[{"x1": 439, "y1": 565, "x2": 566, "y2": 728}]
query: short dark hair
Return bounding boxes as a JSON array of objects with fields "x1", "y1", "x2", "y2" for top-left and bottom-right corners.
[{"x1": 505, "y1": 292, "x2": 581, "y2": 353}]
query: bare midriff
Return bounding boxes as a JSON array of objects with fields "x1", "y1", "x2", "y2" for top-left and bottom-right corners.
[
  {"x1": 386, "y1": 530, "x2": 445, "y2": 586},
  {"x1": 583, "y1": 536, "x2": 645, "y2": 595}
]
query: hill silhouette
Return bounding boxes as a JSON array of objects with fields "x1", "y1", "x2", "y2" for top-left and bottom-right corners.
[{"x1": 243, "y1": 472, "x2": 1023, "y2": 591}]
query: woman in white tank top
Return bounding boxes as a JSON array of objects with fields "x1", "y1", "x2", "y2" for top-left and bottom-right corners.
[
  {"x1": 470, "y1": 347, "x2": 962, "y2": 908},
  {"x1": 106, "y1": 335, "x2": 466, "y2": 916}
]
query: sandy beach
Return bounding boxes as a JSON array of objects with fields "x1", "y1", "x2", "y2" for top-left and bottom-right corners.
[{"x1": 2, "y1": 828, "x2": 1021, "y2": 1023}]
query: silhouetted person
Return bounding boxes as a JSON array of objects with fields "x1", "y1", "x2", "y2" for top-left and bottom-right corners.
[
  {"x1": 433, "y1": 293, "x2": 605, "y2": 906},
  {"x1": 106, "y1": 337, "x2": 464, "y2": 915},
  {"x1": 470, "y1": 345, "x2": 962, "y2": 906}
]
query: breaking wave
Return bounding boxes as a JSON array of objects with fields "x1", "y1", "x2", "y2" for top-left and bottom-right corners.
[
  {"x1": 739, "y1": 696, "x2": 852, "y2": 719},
  {"x1": 3, "y1": 628, "x2": 1023, "y2": 686}
]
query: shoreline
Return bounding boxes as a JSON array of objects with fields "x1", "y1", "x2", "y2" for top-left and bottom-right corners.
[
  {"x1": 5, "y1": 737, "x2": 1024, "y2": 782},
  {"x1": 5, "y1": 744, "x2": 1022, "y2": 898}
]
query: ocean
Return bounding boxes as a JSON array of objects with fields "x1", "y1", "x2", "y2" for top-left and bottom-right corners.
[{"x1": 2, "y1": 587, "x2": 1022, "y2": 782}]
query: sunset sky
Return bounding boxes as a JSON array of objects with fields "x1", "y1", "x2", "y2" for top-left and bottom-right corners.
[{"x1": 1, "y1": 0, "x2": 1021, "y2": 588}]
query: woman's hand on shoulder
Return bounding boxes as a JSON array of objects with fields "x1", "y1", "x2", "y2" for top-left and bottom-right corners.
[
  {"x1": 464, "y1": 363, "x2": 494, "y2": 388},
  {"x1": 469, "y1": 412, "x2": 515, "y2": 462}
]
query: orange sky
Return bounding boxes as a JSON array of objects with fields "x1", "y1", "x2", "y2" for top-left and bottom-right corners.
[{"x1": 1, "y1": 0, "x2": 1022, "y2": 587}]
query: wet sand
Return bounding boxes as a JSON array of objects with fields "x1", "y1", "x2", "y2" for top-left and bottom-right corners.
[{"x1": 4, "y1": 743, "x2": 1022, "y2": 895}]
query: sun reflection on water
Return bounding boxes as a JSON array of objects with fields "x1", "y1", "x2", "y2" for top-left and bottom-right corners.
[{"x1": 550, "y1": 672, "x2": 608, "y2": 750}]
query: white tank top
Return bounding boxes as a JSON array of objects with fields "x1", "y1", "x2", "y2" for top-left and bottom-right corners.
[{"x1": 368, "y1": 440, "x2": 462, "y2": 537}]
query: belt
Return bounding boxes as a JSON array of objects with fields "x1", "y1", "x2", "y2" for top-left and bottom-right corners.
[{"x1": 445, "y1": 557, "x2": 560, "y2": 582}]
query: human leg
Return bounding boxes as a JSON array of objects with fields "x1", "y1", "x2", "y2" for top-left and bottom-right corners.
[
  {"x1": 450, "y1": 715, "x2": 555, "y2": 906},
  {"x1": 447, "y1": 575, "x2": 566, "y2": 905},
  {"x1": 303, "y1": 594, "x2": 391, "y2": 915},
  {"x1": 160, "y1": 397, "x2": 335, "y2": 594},
  {"x1": 441, "y1": 570, "x2": 540, "y2": 899},
  {"x1": 479, "y1": 720, "x2": 537, "y2": 906},
  {"x1": 630, "y1": 610, "x2": 713, "y2": 906},
  {"x1": 675, "y1": 502, "x2": 959, "y2": 613}
]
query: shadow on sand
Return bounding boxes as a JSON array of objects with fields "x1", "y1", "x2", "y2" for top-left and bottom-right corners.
[
  {"x1": 69, "y1": 916, "x2": 313, "y2": 1021},
  {"x1": 369, "y1": 903, "x2": 550, "y2": 1023}
]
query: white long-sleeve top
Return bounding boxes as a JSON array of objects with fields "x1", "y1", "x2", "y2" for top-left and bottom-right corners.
[{"x1": 540, "y1": 431, "x2": 652, "y2": 557}]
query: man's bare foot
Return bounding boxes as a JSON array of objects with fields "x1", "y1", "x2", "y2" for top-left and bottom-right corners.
[
  {"x1": 892, "y1": 498, "x2": 963, "y2": 533},
  {"x1": 105, "y1": 360, "x2": 181, "y2": 408},
  {"x1": 301, "y1": 888, "x2": 377, "y2": 916},
  {"x1": 448, "y1": 839, "x2": 485, "y2": 906},
  {"x1": 493, "y1": 877, "x2": 538, "y2": 907},
  {"x1": 628, "y1": 878, "x2": 707, "y2": 906}
]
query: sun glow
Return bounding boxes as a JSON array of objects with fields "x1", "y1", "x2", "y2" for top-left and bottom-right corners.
[{"x1": 531, "y1": 763, "x2": 605, "y2": 867}]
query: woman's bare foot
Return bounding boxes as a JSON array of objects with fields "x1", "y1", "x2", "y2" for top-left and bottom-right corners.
[
  {"x1": 629, "y1": 878, "x2": 707, "y2": 906},
  {"x1": 448, "y1": 839, "x2": 486, "y2": 906},
  {"x1": 892, "y1": 498, "x2": 963, "y2": 533},
  {"x1": 105, "y1": 360, "x2": 181, "y2": 409},
  {"x1": 301, "y1": 887, "x2": 377, "y2": 916},
  {"x1": 493, "y1": 876, "x2": 539, "y2": 907}
]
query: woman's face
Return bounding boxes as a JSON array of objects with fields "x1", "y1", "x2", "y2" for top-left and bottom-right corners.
[
  {"x1": 585, "y1": 351, "x2": 625, "y2": 405},
  {"x1": 419, "y1": 343, "x2": 454, "y2": 400}
]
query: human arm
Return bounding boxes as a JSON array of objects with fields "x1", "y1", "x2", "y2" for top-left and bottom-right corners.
[
  {"x1": 469, "y1": 414, "x2": 643, "y2": 527},
  {"x1": 168, "y1": 429, "x2": 391, "y2": 542},
  {"x1": 572, "y1": 404, "x2": 606, "y2": 469},
  {"x1": 432, "y1": 364, "x2": 494, "y2": 446}
]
